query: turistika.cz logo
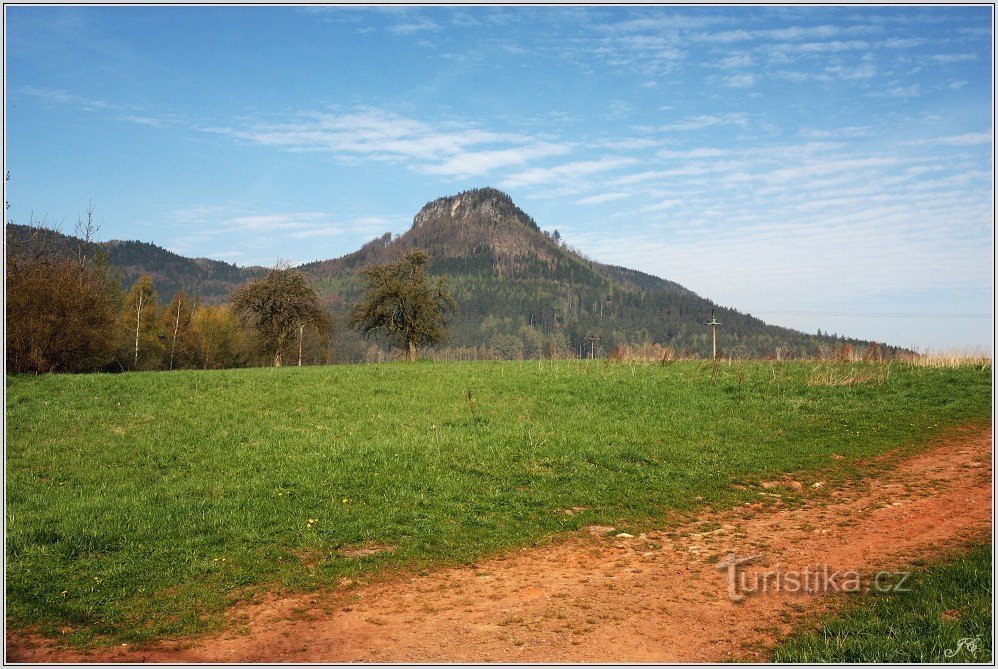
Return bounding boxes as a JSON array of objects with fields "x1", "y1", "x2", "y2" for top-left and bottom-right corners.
[{"x1": 715, "y1": 553, "x2": 912, "y2": 602}]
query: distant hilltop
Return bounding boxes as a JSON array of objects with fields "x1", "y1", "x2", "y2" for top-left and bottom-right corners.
[{"x1": 7, "y1": 188, "x2": 902, "y2": 360}]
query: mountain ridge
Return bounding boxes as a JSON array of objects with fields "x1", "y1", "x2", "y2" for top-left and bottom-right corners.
[
  {"x1": 7, "y1": 188, "x2": 898, "y2": 360},
  {"x1": 6, "y1": 223, "x2": 268, "y2": 304}
]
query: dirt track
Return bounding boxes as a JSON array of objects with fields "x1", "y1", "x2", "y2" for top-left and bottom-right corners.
[{"x1": 7, "y1": 425, "x2": 992, "y2": 663}]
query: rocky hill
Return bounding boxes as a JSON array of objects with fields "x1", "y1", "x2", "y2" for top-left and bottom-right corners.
[
  {"x1": 8, "y1": 188, "x2": 896, "y2": 360},
  {"x1": 301, "y1": 188, "x2": 883, "y2": 359}
]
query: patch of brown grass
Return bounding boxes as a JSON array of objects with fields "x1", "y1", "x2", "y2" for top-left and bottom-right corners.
[
  {"x1": 338, "y1": 543, "x2": 397, "y2": 558},
  {"x1": 806, "y1": 366, "x2": 886, "y2": 387},
  {"x1": 900, "y1": 348, "x2": 992, "y2": 369}
]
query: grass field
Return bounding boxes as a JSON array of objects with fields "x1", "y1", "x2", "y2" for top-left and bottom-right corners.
[
  {"x1": 5, "y1": 360, "x2": 992, "y2": 644},
  {"x1": 773, "y1": 543, "x2": 993, "y2": 663}
]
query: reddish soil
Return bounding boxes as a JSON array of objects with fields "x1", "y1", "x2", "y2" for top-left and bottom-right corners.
[{"x1": 8, "y1": 426, "x2": 992, "y2": 663}]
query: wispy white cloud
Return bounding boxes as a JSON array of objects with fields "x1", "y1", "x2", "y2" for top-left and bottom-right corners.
[
  {"x1": 718, "y1": 53, "x2": 754, "y2": 68},
  {"x1": 922, "y1": 132, "x2": 993, "y2": 147},
  {"x1": 724, "y1": 73, "x2": 757, "y2": 88},
  {"x1": 222, "y1": 212, "x2": 329, "y2": 232},
  {"x1": 794, "y1": 39, "x2": 871, "y2": 53},
  {"x1": 882, "y1": 37, "x2": 928, "y2": 48},
  {"x1": 566, "y1": 149, "x2": 991, "y2": 343},
  {"x1": 631, "y1": 198, "x2": 683, "y2": 215},
  {"x1": 658, "y1": 113, "x2": 749, "y2": 132},
  {"x1": 929, "y1": 53, "x2": 979, "y2": 63},
  {"x1": 168, "y1": 207, "x2": 404, "y2": 261},
  {"x1": 886, "y1": 84, "x2": 920, "y2": 97},
  {"x1": 501, "y1": 157, "x2": 638, "y2": 188},
  {"x1": 21, "y1": 85, "x2": 186, "y2": 129},
  {"x1": 775, "y1": 70, "x2": 825, "y2": 84},
  {"x1": 389, "y1": 16, "x2": 442, "y2": 35},
  {"x1": 605, "y1": 165, "x2": 713, "y2": 188},
  {"x1": 800, "y1": 126, "x2": 873, "y2": 139},
  {"x1": 656, "y1": 147, "x2": 729, "y2": 159},
  {"x1": 609, "y1": 99, "x2": 633, "y2": 118},
  {"x1": 21, "y1": 85, "x2": 76, "y2": 104},
  {"x1": 287, "y1": 215, "x2": 397, "y2": 239},
  {"x1": 210, "y1": 107, "x2": 568, "y2": 180},
  {"x1": 596, "y1": 138, "x2": 661, "y2": 151},
  {"x1": 116, "y1": 113, "x2": 183, "y2": 128},
  {"x1": 419, "y1": 142, "x2": 572, "y2": 178},
  {"x1": 576, "y1": 191, "x2": 629, "y2": 205},
  {"x1": 590, "y1": 33, "x2": 685, "y2": 75},
  {"x1": 824, "y1": 63, "x2": 877, "y2": 80},
  {"x1": 698, "y1": 23, "x2": 875, "y2": 44}
]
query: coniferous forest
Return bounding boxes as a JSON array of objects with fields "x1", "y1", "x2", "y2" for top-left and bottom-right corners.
[{"x1": 6, "y1": 188, "x2": 903, "y2": 373}]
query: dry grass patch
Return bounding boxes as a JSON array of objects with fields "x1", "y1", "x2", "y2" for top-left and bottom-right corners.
[{"x1": 338, "y1": 543, "x2": 397, "y2": 559}]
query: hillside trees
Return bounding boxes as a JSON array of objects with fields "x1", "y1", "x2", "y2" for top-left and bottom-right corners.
[
  {"x1": 6, "y1": 220, "x2": 122, "y2": 373},
  {"x1": 191, "y1": 305, "x2": 248, "y2": 369},
  {"x1": 231, "y1": 263, "x2": 332, "y2": 367},
  {"x1": 161, "y1": 290, "x2": 199, "y2": 370},
  {"x1": 348, "y1": 249, "x2": 457, "y2": 361},
  {"x1": 119, "y1": 275, "x2": 163, "y2": 370},
  {"x1": 7, "y1": 222, "x2": 344, "y2": 371}
]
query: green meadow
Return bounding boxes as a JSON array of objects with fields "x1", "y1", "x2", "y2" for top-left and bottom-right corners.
[
  {"x1": 5, "y1": 360, "x2": 992, "y2": 644},
  {"x1": 773, "y1": 542, "x2": 993, "y2": 663}
]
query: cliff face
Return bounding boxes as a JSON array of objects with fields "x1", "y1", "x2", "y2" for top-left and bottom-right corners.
[
  {"x1": 411, "y1": 187, "x2": 540, "y2": 233},
  {"x1": 303, "y1": 187, "x2": 577, "y2": 280}
]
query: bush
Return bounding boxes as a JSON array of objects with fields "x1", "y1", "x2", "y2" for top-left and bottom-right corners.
[{"x1": 6, "y1": 224, "x2": 121, "y2": 374}]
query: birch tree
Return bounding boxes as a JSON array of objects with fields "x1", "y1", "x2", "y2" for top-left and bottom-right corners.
[{"x1": 121, "y1": 275, "x2": 162, "y2": 370}]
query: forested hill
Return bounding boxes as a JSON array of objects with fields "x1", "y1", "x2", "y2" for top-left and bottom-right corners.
[
  {"x1": 5, "y1": 224, "x2": 265, "y2": 303},
  {"x1": 8, "y1": 188, "x2": 898, "y2": 359},
  {"x1": 300, "y1": 187, "x2": 890, "y2": 359}
]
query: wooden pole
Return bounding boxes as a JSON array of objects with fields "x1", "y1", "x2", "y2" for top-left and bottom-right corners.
[
  {"x1": 584, "y1": 333, "x2": 601, "y2": 360},
  {"x1": 706, "y1": 309, "x2": 721, "y2": 361}
]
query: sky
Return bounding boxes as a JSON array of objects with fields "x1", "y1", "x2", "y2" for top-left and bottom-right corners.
[{"x1": 4, "y1": 5, "x2": 994, "y2": 351}]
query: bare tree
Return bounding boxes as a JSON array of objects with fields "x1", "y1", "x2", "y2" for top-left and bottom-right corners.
[
  {"x1": 348, "y1": 250, "x2": 457, "y2": 361},
  {"x1": 231, "y1": 262, "x2": 331, "y2": 367},
  {"x1": 6, "y1": 215, "x2": 121, "y2": 374}
]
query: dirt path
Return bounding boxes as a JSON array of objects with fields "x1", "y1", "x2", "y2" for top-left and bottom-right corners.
[{"x1": 8, "y1": 426, "x2": 992, "y2": 663}]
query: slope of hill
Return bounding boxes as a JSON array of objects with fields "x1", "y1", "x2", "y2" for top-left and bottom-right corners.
[
  {"x1": 5, "y1": 223, "x2": 265, "y2": 304},
  {"x1": 8, "y1": 188, "x2": 895, "y2": 360},
  {"x1": 302, "y1": 188, "x2": 884, "y2": 359}
]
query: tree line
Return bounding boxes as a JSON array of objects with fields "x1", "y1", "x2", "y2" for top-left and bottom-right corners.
[{"x1": 6, "y1": 221, "x2": 456, "y2": 374}]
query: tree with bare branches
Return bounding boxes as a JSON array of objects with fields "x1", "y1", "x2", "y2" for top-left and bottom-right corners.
[
  {"x1": 5, "y1": 209, "x2": 121, "y2": 374},
  {"x1": 231, "y1": 263, "x2": 331, "y2": 367},
  {"x1": 348, "y1": 249, "x2": 457, "y2": 361}
]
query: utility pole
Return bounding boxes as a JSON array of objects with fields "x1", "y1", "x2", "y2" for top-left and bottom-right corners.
[
  {"x1": 706, "y1": 309, "x2": 720, "y2": 360},
  {"x1": 584, "y1": 332, "x2": 601, "y2": 360}
]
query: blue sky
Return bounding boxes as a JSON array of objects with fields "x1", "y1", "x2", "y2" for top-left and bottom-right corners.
[{"x1": 5, "y1": 5, "x2": 994, "y2": 350}]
